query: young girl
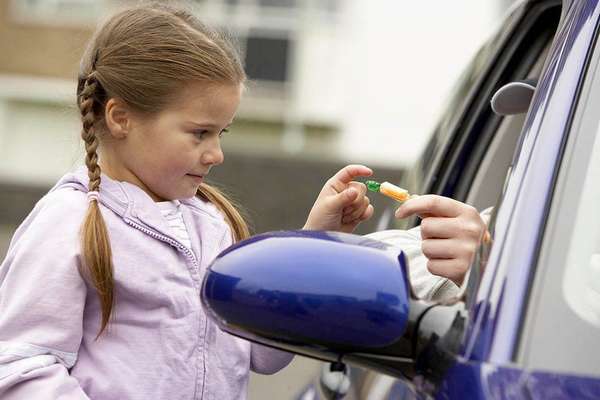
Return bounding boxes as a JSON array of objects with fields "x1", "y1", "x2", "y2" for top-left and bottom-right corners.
[
  {"x1": 0, "y1": 4, "x2": 374, "y2": 399},
  {"x1": 0, "y1": 2, "x2": 488, "y2": 400}
]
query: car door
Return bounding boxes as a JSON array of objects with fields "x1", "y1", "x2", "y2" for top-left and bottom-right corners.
[
  {"x1": 431, "y1": 0, "x2": 600, "y2": 398},
  {"x1": 516, "y1": 2, "x2": 600, "y2": 386}
]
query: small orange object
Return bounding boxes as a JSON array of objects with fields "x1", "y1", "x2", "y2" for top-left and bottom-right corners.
[
  {"x1": 379, "y1": 182, "x2": 410, "y2": 202},
  {"x1": 365, "y1": 180, "x2": 411, "y2": 202}
]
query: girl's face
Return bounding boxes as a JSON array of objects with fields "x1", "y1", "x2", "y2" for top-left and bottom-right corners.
[{"x1": 105, "y1": 82, "x2": 242, "y2": 201}]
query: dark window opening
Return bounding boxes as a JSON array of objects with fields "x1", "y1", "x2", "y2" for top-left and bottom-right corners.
[{"x1": 244, "y1": 36, "x2": 290, "y2": 82}]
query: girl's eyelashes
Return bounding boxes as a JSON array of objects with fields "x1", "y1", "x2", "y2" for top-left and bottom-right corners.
[
  {"x1": 192, "y1": 128, "x2": 229, "y2": 139},
  {"x1": 192, "y1": 129, "x2": 208, "y2": 139}
]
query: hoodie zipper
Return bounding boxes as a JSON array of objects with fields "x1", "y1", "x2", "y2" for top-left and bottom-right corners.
[
  {"x1": 122, "y1": 216, "x2": 207, "y2": 399},
  {"x1": 123, "y1": 217, "x2": 199, "y2": 269}
]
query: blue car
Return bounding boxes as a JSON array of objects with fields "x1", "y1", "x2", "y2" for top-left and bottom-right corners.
[{"x1": 202, "y1": 0, "x2": 600, "y2": 398}]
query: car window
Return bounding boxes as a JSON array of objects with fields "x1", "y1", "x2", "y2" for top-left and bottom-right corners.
[
  {"x1": 390, "y1": 2, "x2": 561, "y2": 232},
  {"x1": 562, "y1": 119, "x2": 600, "y2": 329},
  {"x1": 517, "y1": 27, "x2": 600, "y2": 375},
  {"x1": 453, "y1": 4, "x2": 560, "y2": 205},
  {"x1": 465, "y1": 41, "x2": 552, "y2": 212},
  {"x1": 416, "y1": 39, "x2": 497, "y2": 192},
  {"x1": 390, "y1": 42, "x2": 498, "y2": 231}
]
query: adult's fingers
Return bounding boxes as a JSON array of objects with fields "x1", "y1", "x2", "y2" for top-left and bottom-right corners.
[
  {"x1": 419, "y1": 217, "x2": 458, "y2": 239},
  {"x1": 395, "y1": 195, "x2": 475, "y2": 219},
  {"x1": 421, "y1": 238, "x2": 468, "y2": 260},
  {"x1": 426, "y1": 259, "x2": 466, "y2": 285}
]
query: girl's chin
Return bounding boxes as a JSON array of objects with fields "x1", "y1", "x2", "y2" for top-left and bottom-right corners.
[{"x1": 186, "y1": 184, "x2": 202, "y2": 198}]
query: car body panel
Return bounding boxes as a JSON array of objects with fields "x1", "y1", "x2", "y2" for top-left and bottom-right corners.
[
  {"x1": 431, "y1": 363, "x2": 600, "y2": 399},
  {"x1": 466, "y1": 0, "x2": 600, "y2": 363}
]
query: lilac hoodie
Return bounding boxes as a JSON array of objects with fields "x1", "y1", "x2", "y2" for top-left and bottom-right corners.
[{"x1": 0, "y1": 168, "x2": 293, "y2": 400}]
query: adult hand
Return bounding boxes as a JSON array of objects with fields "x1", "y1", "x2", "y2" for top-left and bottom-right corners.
[
  {"x1": 303, "y1": 165, "x2": 374, "y2": 233},
  {"x1": 395, "y1": 195, "x2": 486, "y2": 286}
]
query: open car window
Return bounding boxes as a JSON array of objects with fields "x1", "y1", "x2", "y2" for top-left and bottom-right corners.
[
  {"x1": 388, "y1": 2, "x2": 561, "y2": 232},
  {"x1": 465, "y1": 41, "x2": 552, "y2": 211}
]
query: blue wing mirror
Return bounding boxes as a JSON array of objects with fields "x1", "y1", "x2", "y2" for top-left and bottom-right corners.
[{"x1": 201, "y1": 230, "x2": 415, "y2": 372}]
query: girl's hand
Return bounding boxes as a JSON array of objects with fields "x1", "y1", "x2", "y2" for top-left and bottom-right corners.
[
  {"x1": 303, "y1": 165, "x2": 374, "y2": 233},
  {"x1": 395, "y1": 195, "x2": 486, "y2": 286}
]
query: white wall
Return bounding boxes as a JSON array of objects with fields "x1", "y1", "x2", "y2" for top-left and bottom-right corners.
[
  {"x1": 304, "y1": 0, "x2": 503, "y2": 167},
  {"x1": 0, "y1": 76, "x2": 82, "y2": 185},
  {"x1": 0, "y1": 1, "x2": 509, "y2": 184}
]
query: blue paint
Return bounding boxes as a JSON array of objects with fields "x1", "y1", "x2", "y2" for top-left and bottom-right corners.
[
  {"x1": 202, "y1": 230, "x2": 410, "y2": 349},
  {"x1": 467, "y1": 0, "x2": 600, "y2": 363},
  {"x1": 436, "y1": 362, "x2": 600, "y2": 400}
]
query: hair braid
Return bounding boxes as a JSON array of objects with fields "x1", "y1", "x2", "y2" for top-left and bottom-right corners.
[
  {"x1": 80, "y1": 73, "x2": 102, "y2": 190},
  {"x1": 78, "y1": 72, "x2": 114, "y2": 337},
  {"x1": 75, "y1": 3, "x2": 248, "y2": 336},
  {"x1": 197, "y1": 184, "x2": 251, "y2": 242}
]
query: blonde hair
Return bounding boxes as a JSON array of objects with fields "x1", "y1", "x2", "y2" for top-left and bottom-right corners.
[{"x1": 76, "y1": 3, "x2": 249, "y2": 336}]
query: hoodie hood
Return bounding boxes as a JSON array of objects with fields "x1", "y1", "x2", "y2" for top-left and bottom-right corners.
[
  {"x1": 47, "y1": 166, "x2": 233, "y2": 270},
  {"x1": 50, "y1": 166, "x2": 224, "y2": 222}
]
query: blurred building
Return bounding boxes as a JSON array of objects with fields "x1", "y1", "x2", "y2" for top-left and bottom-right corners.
[
  {"x1": 0, "y1": 0, "x2": 511, "y2": 229},
  {"x1": 0, "y1": 0, "x2": 513, "y2": 398},
  {"x1": 0, "y1": 0, "x2": 509, "y2": 176}
]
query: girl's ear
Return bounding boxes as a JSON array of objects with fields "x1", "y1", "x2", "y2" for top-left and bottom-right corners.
[{"x1": 104, "y1": 98, "x2": 131, "y2": 139}]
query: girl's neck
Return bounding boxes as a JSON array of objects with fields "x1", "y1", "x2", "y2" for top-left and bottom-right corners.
[{"x1": 98, "y1": 158, "x2": 163, "y2": 202}]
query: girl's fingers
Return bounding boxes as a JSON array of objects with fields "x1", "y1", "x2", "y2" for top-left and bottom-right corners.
[
  {"x1": 360, "y1": 204, "x2": 374, "y2": 221},
  {"x1": 348, "y1": 181, "x2": 367, "y2": 197},
  {"x1": 328, "y1": 165, "x2": 373, "y2": 192},
  {"x1": 330, "y1": 187, "x2": 358, "y2": 211},
  {"x1": 342, "y1": 204, "x2": 374, "y2": 226},
  {"x1": 342, "y1": 182, "x2": 369, "y2": 221},
  {"x1": 342, "y1": 197, "x2": 370, "y2": 223}
]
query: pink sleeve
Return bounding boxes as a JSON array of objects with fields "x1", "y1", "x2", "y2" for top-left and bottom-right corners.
[
  {"x1": 250, "y1": 343, "x2": 294, "y2": 375},
  {"x1": 0, "y1": 364, "x2": 90, "y2": 400},
  {"x1": 0, "y1": 192, "x2": 90, "y2": 399}
]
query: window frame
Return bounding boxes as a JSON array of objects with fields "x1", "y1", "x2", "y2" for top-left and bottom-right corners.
[
  {"x1": 516, "y1": 17, "x2": 600, "y2": 375},
  {"x1": 463, "y1": 0, "x2": 600, "y2": 365}
]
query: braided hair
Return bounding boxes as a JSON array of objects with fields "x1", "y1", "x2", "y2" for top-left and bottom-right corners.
[{"x1": 75, "y1": 3, "x2": 249, "y2": 336}]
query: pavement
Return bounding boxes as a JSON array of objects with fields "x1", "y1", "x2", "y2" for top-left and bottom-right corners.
[{"x1": 249, "y1": 356, "x2": 322, "y2": 400}]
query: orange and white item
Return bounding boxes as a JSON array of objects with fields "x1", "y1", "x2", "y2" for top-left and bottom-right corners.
[{"x1": 379, "y1": 182, "x2": 411, "y2": 202}]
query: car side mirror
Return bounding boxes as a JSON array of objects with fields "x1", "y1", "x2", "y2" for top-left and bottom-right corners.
[{"x1": 201, "y1": 230, "x2": 414, "y2": 372}]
